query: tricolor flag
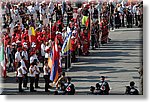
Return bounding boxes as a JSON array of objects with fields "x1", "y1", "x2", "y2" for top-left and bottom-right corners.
[
  {"x1": 61, "y1": 31, "x2": 72, "y2": 56},
  {"x1": 48, "y1": 38, "x2": 60, "y2": 83}
]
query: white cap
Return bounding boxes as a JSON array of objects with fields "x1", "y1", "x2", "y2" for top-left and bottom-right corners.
[
  {"x1": 56, "y1": 31, "x2": 59, "y2": 35},
  {"x1": 16, "y1": 40, "x2": 21, "y2": 43},
  {"x1": 71, "y1": 36, "x2": 75, "y2": 39},
  {"x1": 23, "y1": 45, "x2": 28, "y2": 49},
  {"x1": 72, "y1": 30, "x2": 76, "y2": 34},
  {"x1": 31, "y1": 42, "x2": 36, "y2": 48},
  {"x1": 12, "y1": 42, "x2": 16, "y2": 46},
  {"x1": 23, "y1": 42, "x2": 27, "y2": 45}
]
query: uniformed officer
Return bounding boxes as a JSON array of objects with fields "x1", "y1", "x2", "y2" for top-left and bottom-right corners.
[
  {"x1": 16, "y1": 62, "x2": 24, "y2": 92},
  {"x1": 70, "y1": 35, "x2": 77, "y2": 62},
  {"x1": 34, "y1": 59, "x2": 40, "y2": 88},
  {"x1": 43, "y1": 61, "x2": 50, "y2": 92},
  {"x1": 20, "y1": 56, "x2": 28, "y2": 88},
  {"x1": 65, "y1": 77, "x2": 75, "y2": 95},
  {"x1": 29, "y1": 63, "x2": 36, "y2": 92},
  {"x1": 125, "y1": 81, "x2": 139, "y2": 95},
  {"x1": 98, "y1": 76, "x2": 110, "y2": 95},
  {"x1": 56, "y1": 72, "x2": 67, "y2": 90}
]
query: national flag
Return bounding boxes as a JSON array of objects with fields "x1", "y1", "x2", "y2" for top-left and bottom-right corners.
[
  {"x1": 28, "y1": 27, "x2": 36, "y2": 43},
  {"x1": 61, "y1": 31, "x2": 72, "y2": 56},
  {"x1": 48, "y1": 38, "x2": 60, "y2": 83}
]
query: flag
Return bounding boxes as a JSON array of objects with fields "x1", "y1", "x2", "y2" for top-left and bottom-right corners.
[
  {"x1": 29, "y1": 27, "x2": 36, "y2": 43},
  {"x1": 0, "y1": 43, "x2": 6, "y2": 78},
  {"x1": 48, "y1": 38, "x2": 60, "y2": 83},
  {"x1": 61, "y1": 31, "x2": 72, "y2": 56}
]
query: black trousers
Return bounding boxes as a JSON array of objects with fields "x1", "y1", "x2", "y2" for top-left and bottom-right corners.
[
  {"x1": 8, "y1": 54, "x2": 12, "y2": 68},
  {"x1": 42, "y1": 56, "x2": 45, "y2": 68},
  {"x1": 30, "y1": 77, "x2": 35, "y2": 91},
  {"x1": 121, "y1": 15, "x2": 125, "y2": 27},
  {"x1": 91, "y1": 35, "x2": 95, "y2": 49},
  {"x1": 23, "y1": 74, "x2": 28, "y2": 87},
  {"x1": 44, "y1": 75, "x2": 49, "y2": 91},
  {"x1": 35, "y1": 74, "x2": 39, "y2": 87},
  {"x1": 65, "y1": 55, "x2": 71, "y2": 69},
  {"x1": 18, "y1": 77, "x2": 23, "y2": 92},
  {"x1": 71, "y1": 51, "x2": 76, "y2": 62}
]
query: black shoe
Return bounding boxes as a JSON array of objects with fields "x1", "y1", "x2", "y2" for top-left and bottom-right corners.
[
  {"x1": 19, "y1": 90, "x2": 24, "y2": 92},
  {"x1": 45, "y1": 90, "x2": 50, "y2": 92},
  {"x1": 30, "y1": 90, "x2": 37, "y2": 92},
  {"x1": 108, "y1": 38, "x2": 111, "y2": 41},
  {"x1": 35, "y1": 86, "x2": 40, "y2": 88},
  {"x1": 92, "y1": 47, "x2": 95, "y2": 50},
  {"x1": 48, "y1": 85, "x2": 52, "y2": 88}
]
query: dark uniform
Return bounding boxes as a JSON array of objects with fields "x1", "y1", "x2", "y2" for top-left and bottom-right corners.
[{"x1": 65, "y1": 77, "x2": 75, "y2": 95}]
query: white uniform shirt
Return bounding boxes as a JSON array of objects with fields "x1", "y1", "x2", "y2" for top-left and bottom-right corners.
[
  {"x1": 132, "y1": 5, "x2": 137, "y2": 14},
  {"x1": 34, "y1": 65, "x2": 40, "y2": 75},
  {"x1": 30, "y1": 54, "x2": 39, "y2": 64},
  {"x1": 15, "y1": 51, "x2": 21, "y2": 62},
  {"x1": 22, "y1": 51, "x2": 28, "y2": 61},
  {"x1": 20, "y1": 59, "x2": 27, "y2": 74},
  {"x1": 43, "y1": 65, "x2": 49, "y2": 75},
  {"x1": 29, "y1": 66, "x2": 35, "y2": 77},
  {"x1": 41, "y1": 43, "x2": 45, "y2": 57},
  {"x1": 17, "y1": 67, "x2": 23, "y2": 77},
  {"x1": 45, "y1": 46, "x2": 49, "y2": 58}
]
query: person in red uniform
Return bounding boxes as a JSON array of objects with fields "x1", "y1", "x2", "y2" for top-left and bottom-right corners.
[
  {"x1": 70, "y1": 35, "x2": 77, "y2": 62},
  {"x1": 56, "y1": 32, "x2": 64, "y2": 47},
  {"x1": 81, "y1": 29, "x2": 89, "y2": 56},
  {"x1": 100, "y1": 17, "x2": 109, "y2": 44}
]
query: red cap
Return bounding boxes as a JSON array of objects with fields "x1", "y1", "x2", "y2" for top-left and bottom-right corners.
[
  {"x1": 57, "y1": 20, "x2": 61, "y2": 24},
  {"x1": 30, "y1": 52, "x2": 35, "y2": 56},
  {"x1": 17, "y1": 47, "x2": 22, "y2": 51}
]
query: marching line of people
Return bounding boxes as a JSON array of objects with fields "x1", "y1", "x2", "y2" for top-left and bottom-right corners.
[{"x1": 0, "y1": 0, "x2": 142, "y2": 95}]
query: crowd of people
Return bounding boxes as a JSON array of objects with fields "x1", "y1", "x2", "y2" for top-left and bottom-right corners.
[{"x1": 0, "y1": 0, "x2": 142, "y2": 95}]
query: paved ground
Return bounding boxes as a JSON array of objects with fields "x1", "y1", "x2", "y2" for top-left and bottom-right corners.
[{"x1": 0, "y1": 27, "x2": 143, "y2": 95}]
